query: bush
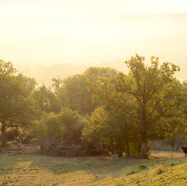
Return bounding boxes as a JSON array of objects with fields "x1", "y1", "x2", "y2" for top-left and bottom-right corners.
[
  {"x1": 32, "y1": 108, "x2": 86, "y2": 144},
  {"x1": 139, "y1": 165, "x2": 147, "y2": 170}
]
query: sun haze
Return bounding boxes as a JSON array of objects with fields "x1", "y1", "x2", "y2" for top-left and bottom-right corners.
[{"x1": 0, "y1": 0, "x2": 187, "y2": 80}]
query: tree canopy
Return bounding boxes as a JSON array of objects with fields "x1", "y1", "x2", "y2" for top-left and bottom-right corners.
[
  {"x1": 1, "y1": 56, "x2": 187, "y2": 159},
  {"x1": 0, "y1": 59, "x2": 37, "y2": 146},
  {"x1": 87, "y1": 54, "x2": 187, "y2": 158}
]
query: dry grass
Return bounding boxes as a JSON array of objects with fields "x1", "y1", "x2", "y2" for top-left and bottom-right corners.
[
  {"x1": 150, "y1": 150, "x2": 185, "y2": 159},
  {"x1": 0, "y1": 147, "x2": 187, "y2": 185}
]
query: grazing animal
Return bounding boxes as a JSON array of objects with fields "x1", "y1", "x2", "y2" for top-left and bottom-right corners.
[{"x1": 180, "y1": 146, "x2": 187, "y2": 157}]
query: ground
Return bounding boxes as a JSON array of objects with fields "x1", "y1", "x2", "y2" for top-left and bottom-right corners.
[
  {"x1": 0, "y1": 143, "x2": 187, "y2": 185},
  {"x1": 0, "y1": 142, "x2": 40, "y2": 155}
]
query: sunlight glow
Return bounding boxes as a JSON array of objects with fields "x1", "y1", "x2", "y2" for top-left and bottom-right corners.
[{"x1": 0, "y1": 0, "x2": 187, "y2": 68}]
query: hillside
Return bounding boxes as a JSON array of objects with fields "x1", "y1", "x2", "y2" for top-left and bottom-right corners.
[{"x1": 0, "y1": 147, "x2": 187, "y2": 185}]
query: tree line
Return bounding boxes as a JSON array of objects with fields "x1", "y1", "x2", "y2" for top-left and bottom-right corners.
[{"x1": 0, "y1": 54, "x2": 187, "y2": 159}]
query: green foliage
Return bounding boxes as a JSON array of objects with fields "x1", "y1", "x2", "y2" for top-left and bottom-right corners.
[
  {"x1": 84, "y1": 66, "x2": 117, "y2": 81},
  {"x1": 58, "y1": 74, "x2": 94, "y2": 115},
  {"x1": 86, "y1": 54, "x2": 187, "y2": 158},
  {"x1": 82, "y1": 107, "x2": 142, "y2": 156},
  {"x1": 33, "y1": 108, "x2": 85, "y2": 143},
  {"x1": 52, "y1": 76, "x2": 63, "y2": 96},
  {"x1": 117, "y1": 55, "x2": 186, "y2": 158},
  {"x1": 0, "y1": 59, "x2": 37, "y2": 146},
  {"x1": 0, "y1": 72, "x2": 36, "y2": 124},
  {"x1": 32, "y1": 85, "x2": 61, "y2": 117},
  {"x1": 139, "y1": 165, "x2": 147, "y2": 170},
  {"x1": 33, "y1": 112, "x2": 62, "y2": 142},
  {"x1": 58, "y1": 67, "x2": 117, "y2": 115},
  {"x1": 82, "y1": 107, "x2": 109, "y2": 143},
  {"x1": 57, "y1": 108, "x2": 84, "y2": 139}
]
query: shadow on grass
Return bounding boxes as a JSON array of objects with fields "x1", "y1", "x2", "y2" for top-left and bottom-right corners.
[
  {"x1": 0, "y1": 155, "x2": 21, "y2": 174},
  {"x1": 0, "y1": 151, "x2": 187, "y2": 185},
  {"x1": 28, "y1": 154, "x2": 187, "y2": 177}
]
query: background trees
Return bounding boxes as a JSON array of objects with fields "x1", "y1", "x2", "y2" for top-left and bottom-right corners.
[
  {"x1": 32, "y1": 85, "x2": 61, "y2": 117},
  {"x1": 58, "y1": 67, "x2": 118, "y2": 115},
  {"x1": 58, "y1": 74, "x2": 93, "y2": 115}
]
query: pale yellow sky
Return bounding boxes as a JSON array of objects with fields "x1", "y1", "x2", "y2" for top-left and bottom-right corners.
[
  {"x1": 1, "y1": 0, "x2": 187, "y2": 69},
  {"x1": 1, "y1": 0, "x2": 187, "y2": 13}
]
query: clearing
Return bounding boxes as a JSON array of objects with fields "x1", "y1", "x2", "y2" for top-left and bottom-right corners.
[{"x1": 0, "y1": 144, "x2": 187, "y2": 185}]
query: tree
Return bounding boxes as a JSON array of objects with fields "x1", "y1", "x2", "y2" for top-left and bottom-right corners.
[
  {"x1": 58, "y1": 74, "x2": 93, "y2": 115},
  {"x1": 84, "y1": 67, "x2": 117, "y2": 82},
  {"x1": 58, "y1": 67, "x2": 118, "y2": 115},
  {"x1": 82, "y1": 107, "x2": 110, "y2": 146},
  {"x1": 0, "y1": 59, "x2": 37, "y2": 147},
  {"x1": 164, "y1": 134, "x2": 187, "y2": 151},
  {"x1": 52, "y1": 75, "x2": 63, "y2": 96},
  {"x1": 86, "y1": 78, "x2": 141, "y2": 156},
  {"x1": 114, "y1": 54, "x2": 186, "y2": 158},
  {"x1": 87, "y1": 54, "x2": 186, "y2": 158},
  {"x1": 32, "y1": 85, "x2": 61, "y2": 117}
]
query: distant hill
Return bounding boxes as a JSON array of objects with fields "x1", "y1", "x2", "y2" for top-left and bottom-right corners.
[
  {"x1": 15, "y1": 50, "x2": 187, "y2": 86},
  {"x1": 15, "y1": 59, "x2": 129, "y2": 86}
]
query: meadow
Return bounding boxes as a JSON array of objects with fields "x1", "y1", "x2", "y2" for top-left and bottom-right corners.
[{"x1": 0, "y1": 148, "x2": 187, "y2": 186}]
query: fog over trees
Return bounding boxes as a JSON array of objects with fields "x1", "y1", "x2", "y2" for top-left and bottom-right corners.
[
  {"x1": 15, "y1": 59, "x2": 129, "y2": 86},
  {"x1": 15, "y1": 55, "x2": 186, "y2": 87}
]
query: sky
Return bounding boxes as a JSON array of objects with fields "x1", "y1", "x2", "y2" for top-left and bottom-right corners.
[{"x1": 1, "y1": 0, "x2": 187, "y2": 76}]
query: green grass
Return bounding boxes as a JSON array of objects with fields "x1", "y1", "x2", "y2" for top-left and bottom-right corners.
[{"x1": 0, "y1": 151, "x2": 187, "y2": 185}]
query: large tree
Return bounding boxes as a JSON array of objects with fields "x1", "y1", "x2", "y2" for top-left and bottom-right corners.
[
  {"x1": 114, "y1": 54, "x2": 186, "y2": 158},
  {"x1": 87, "y1": 54, "x2": 187, "y2": 158},
  {"x1": 0, "y1": 60, "x2": 36, "y2": 147}
]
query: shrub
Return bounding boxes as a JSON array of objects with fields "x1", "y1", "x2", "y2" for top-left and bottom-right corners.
[
  {"x1": 156, "y1": 168, "x2": 164, "y2": 174},
  {"x1": 139, "y1": 165, "x2": 147, "y2": 170},
  {"x1": 32, "y1": 108, "x2": 86, "y2": 144}
]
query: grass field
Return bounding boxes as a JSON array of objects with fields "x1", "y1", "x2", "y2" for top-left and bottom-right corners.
[{"x1": 0, "y1": 148, "x2": 187, "y2": 186}]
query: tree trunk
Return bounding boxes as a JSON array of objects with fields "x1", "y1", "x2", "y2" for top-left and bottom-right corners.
[
  {"x1": 141, "y1": 132, "x2": 147, "y2": 159},
  {"x1": 1, "y1": 121, "x2": 6, "y2": 147},
  {"x1": 126, "y1": 142, "x2": 130, "y2": 157},
  {"x1": 172, "y1": 145, "x2": 175, "y2": 151}
]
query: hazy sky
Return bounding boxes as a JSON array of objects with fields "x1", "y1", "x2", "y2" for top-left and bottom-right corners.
[{"x1": 1, "y1": 0, "x2": 187, "y2": 70}]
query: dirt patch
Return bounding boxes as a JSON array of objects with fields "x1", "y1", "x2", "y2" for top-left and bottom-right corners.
[{"x1": 0, "y1": 143, "x2": 40, "y2": 155}]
